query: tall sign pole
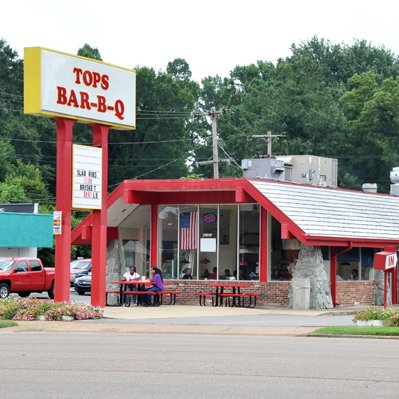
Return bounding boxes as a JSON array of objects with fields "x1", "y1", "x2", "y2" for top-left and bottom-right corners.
[
  {"x1": 91, "y1": 124, "x2": 109, "y2": 307},
  {"x1": 54, "y1": 118, "x2": 75, "y2": 302}
]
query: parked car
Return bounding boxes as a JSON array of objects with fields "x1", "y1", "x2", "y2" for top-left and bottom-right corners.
[
  {"x1": 0, "y1": 257, "x2": 55, "y2": 299},
  {"x1": 70, "y1": 259, "x2": 91, "y2": 286},
  {"x1": 74, "y1": 273, "x2": 91, "y2": 295}
]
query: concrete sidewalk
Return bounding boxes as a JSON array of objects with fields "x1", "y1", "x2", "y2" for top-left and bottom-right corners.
[{"x1": 5, "y1": 305, "x2": 359, "y2": 336}]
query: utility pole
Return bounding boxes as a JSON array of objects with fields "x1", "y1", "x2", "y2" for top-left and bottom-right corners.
[
  {"x1": 210, "y1": 107, "x2": 220, "y2": 178},
  {"x1": 195, "y1": 107, "x2": 233, "y2": 178},
  {"x1": 251, "y1": 131, "x2": 286, "y2": 157}
]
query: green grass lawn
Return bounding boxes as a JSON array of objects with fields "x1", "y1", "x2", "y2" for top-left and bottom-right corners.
[
  {"x1": 311, "y1": 326, "x2": 399, "y2": 336},
  {"x1": 0, "y1": 320, "x2": 18, "y2": 328}
]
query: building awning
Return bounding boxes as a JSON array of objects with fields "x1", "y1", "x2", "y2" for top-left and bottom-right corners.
[{"x1": 72, "y1": 178, "x2": 399, "y2": 248}]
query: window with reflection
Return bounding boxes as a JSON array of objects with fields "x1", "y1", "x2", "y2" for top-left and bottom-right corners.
[
  {"x1": 179, "y1": 205, "x2": 199, "y2": 278},
  {"x1": 238, "y1": 204, "x2": 259, "y2": 281},
  {"x1": 158, "y1": 206, "x2": 178, "y2": 279}
]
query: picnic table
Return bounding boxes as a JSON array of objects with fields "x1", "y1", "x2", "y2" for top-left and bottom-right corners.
[
  {"x1": 109, "y1": 280, "x2": 153, "y2": 306},
  {"x1": 205, "y1": 282, "x2": 261, "y2": 308}
]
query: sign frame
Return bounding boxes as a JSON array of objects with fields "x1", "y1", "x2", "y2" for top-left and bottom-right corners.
[
  {"x1": 72, "y1": 144, "x2": 103, "y2": 210},
  {"x1": 24, "y1": 47, "x2": 136, "y2": 130}
]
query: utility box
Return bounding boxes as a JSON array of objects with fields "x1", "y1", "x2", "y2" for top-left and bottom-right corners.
[{"x1": 291, "y1": 278, "x2": 311, "y2": 310}]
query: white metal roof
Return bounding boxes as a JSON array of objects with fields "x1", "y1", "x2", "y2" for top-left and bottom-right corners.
[{"x1": 249, "y1": 179, "x2": 399, "y2": 241}]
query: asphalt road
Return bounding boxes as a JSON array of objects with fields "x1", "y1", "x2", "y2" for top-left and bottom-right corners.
[{"x1": 1, "y1": 332, "x2": 399, "y2": 399}]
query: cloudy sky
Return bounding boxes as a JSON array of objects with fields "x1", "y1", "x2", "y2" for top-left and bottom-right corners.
[{"x1": 1, "y1": 0, "x2": 398, "y2": 81}]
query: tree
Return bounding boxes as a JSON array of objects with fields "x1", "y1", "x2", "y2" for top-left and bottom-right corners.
[
  {"x1": 340, "y1": 72, "x2": 399, "y2": 191},
  {"x1": 77, "y1": 43, "x2": 102, "y2": 61},
  {"x1": 107, "y1": 60, "x2": 200, "y2": 186}
]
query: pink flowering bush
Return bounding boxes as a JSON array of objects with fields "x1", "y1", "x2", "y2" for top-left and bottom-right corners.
[{"x1": 0, "y1": 297, "x2": 103, "y2": 321}]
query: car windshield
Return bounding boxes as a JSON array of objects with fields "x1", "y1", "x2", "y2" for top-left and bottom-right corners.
[
  {"x1": 71, "y1": 261, "x2": 91, "y2": 271},
  {"x1": 0, "y1": 259, "x2": 14, "y2": 271}
]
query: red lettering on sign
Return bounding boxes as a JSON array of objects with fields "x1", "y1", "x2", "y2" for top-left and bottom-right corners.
[
  {"x1": 97, "y1": 96, "x2": 106, "y2": 113},
  {"x1": 80, "y1": 91, "x2": 90, "y2": 110},
  {"x1": 82, "y1": 70, "x2": 93, "y2": 86},
  {"x1": 67, "y1": 89, "x2": 79, "y2": 107},
  {"x1": 92, "y1": 71, "x2": 101, "y2": 88},
  {"x1": 56, "y1": 86, "x2": 67, "y2": 104},
  {"x1": 115, "y1": 99, "x2": 125, "y2": 120},
  {"x1": 72, "y1": 67, "x2": 109, "y2": 90},
  {"x1": 101, "y1": 74, "x2": 109, "y2": 90}
]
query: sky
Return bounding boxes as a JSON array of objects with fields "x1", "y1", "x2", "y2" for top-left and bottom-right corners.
[{"x1": 1, "y1": 0, "x2": 399, "y2": 82}]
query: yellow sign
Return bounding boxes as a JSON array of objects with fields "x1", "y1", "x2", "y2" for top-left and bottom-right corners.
[{"x1": 24, "y1": 47, "x2": 136, "y2": 130}]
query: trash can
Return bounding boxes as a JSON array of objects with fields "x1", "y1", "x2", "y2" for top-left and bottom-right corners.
[{"x1": 291, "y1": 278, "x2": 311, "y2": 310}]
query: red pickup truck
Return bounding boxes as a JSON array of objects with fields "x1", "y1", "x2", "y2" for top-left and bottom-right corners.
[{"x1": 0, "y1": 257, "x2": 55, "y2": 299}]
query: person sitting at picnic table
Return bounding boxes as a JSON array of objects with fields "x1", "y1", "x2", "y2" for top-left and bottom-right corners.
[
  {"x1": 144, "y1": 267, "x2": 164, "y2": 306},
  {"x1": 121, "y1": 266, "x2": 140, "y2": 306},
  {"x1": 182, "y1": 268, "x2": 193, "y2": 279}
]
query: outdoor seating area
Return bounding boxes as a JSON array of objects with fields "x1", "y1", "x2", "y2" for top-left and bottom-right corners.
[{"x1": 106, "y1": 280, "x2": 181, "y2": 307}]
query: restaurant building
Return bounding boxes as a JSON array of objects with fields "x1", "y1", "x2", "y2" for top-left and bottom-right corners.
[{"x1": 72, "y1": 178, "x2": 399, "y2": 308}]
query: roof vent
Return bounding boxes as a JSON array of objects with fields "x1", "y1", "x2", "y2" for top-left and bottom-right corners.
[{"x1": 362, "y1": 183, "x2": 377, "y2": 193}]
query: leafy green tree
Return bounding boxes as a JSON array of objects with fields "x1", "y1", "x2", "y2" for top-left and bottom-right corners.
[
  {"x1": 108, "y1": 60, "x2": 200, "y2": 186},
  {"x1": 340, "y1": 71, "x2": 399, "y2": 191},
  {"x1": 77, "y1": 43, "x2": 102, "y2": 61},
  {"x1": 3, "y1": 161, "x2": 49, "y2": 202}
]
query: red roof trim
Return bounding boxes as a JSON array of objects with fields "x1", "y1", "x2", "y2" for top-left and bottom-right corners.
[{"x1": 72, "y1": 178, "x2": 399, "y2": 248}]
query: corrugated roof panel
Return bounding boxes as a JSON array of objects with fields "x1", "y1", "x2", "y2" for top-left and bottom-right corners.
[{"x1": 249, "y1": 180, "x2": 399, "y2": 240}]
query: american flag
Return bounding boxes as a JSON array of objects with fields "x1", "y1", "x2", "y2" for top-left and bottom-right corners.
[{"x1": 180, "y1": 212, "x2": 198, "y2": 249}]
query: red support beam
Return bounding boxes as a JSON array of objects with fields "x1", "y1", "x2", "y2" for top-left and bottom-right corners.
[
  {"x1": 330, "y1": 247, "x2": 337, "y2": 307},
  {"x1": 150, "y1": 204, "x2": 158, "y2": 269},
  {"x1": 259, "y1": 207, "x2": 268, "y2": 282},
  {"x1": 90, "y1": 124, "x2": 109, "y2": 307},
  {"x1": 54, "y1": 118, "x2": 74, "y2": 303}
]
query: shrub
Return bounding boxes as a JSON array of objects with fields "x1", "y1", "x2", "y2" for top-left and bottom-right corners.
[
  {"x1": 0, "y1": 298, "x2": 103, "y2": 321},
  {"x1": 354, "y1": 307, "x2": 399, "y2": 326}
]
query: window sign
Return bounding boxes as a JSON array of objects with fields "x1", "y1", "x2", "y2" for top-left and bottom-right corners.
[{"x1": 72, "y1": 145, "x2": 102, "y2": 210}]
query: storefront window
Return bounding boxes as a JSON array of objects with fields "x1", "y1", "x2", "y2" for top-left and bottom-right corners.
[
  {"x1": 219, "y1": 205, "x2": 237, "y2": 280},
  {"x1": 337, "y1": 247, "x2": 376, "y2": 281},
  {"x1": 121, "y1": 205, "x2": 150, "y2": 277},
  {"x1": 158, "y1": 206, "x2": 178, "y2": 279},
  {"x1": 238, "y1": 204, "x2": 260, "y2": 281},
  {"x1": 270, "y1": 216, "x2": 299, "y2": 281},
  {"x1": 179, "y1": 205, "x2": 199, "y2": 278},
  {"x1": 199, "y1": 205, "x2": 218, "y2": 279}
]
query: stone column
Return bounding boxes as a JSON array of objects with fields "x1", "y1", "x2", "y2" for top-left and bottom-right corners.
[
  {"x1": 288, "y1": 245, "x2": 333, "y2": 309},
  {"x1": 105, "y1": 239, "x2": 124, "y2": 306}
]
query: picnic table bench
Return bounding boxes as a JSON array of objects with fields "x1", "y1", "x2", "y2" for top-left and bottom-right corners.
[{"x1": 219, "y1": 292, "x2": 261, "y2": 308}]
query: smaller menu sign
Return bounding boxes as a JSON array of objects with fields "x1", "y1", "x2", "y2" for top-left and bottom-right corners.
[{"x1": 72, "y1": 144, "x2": 102, "y2": 210}]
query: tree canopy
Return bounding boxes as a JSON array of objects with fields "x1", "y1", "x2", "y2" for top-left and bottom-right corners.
[{"x1": 1, "y1": 35, "x2": 399, "y2": 206}]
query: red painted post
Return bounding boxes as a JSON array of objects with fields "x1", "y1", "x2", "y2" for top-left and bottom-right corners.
[
  {"x1": 392, "y1": 267, "x2": 398, "y2": 305},
  {"x1": 90, "y1": 124, "x2": 109, "y2": 307},
  {"x1": 150, "y1": 204, "x2": 158, "y2": 269},
  {"x1": 330, "y1": 247, "x2": 337, "y2": 307},
  {"x1": 259, "y1": 207, "x2": 268, "y2": 283},
  {"x1": 54, "y1": 117, "x2": 75, "y2": 303},
  {"x1": 384, "y1": 270, "x2": 388, "y2": 308}
]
